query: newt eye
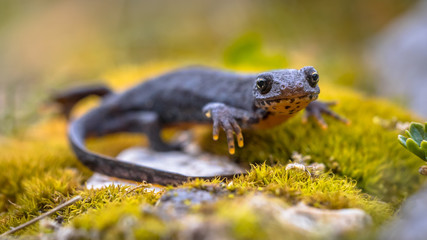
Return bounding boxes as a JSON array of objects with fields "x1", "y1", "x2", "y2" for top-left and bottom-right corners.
[
  {"x1": 306, "y1": 72, "x2": 319, "y2": 88},
  {"x1": 256, "y1": 77, "x2": 272, "y2": 94}
]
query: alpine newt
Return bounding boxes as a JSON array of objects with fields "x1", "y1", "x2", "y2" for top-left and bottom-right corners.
[{"x1": 53, "y1": 66, "x2": 347, "y2": 185}]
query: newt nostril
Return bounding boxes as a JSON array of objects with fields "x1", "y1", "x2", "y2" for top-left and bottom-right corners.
[{"x1": 280, "y1": 84, "x2": 286, "y2": 90}]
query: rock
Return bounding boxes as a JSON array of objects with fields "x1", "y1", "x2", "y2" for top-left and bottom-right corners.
[
  {"x1": 379, "y1": 184, "x2": 427, "y2": 240},
  {"x1": 367, "y1": 1, "x2": 427, "y2": 117},
  {"x1": 117, "y1": 147, "x2": 244, "y2": 177},
  {"x1": 155, "y1": 192, "x2": 372, "y2": 238},
  {"x1": 175, "y1": 215, "x2": 231, "y2": 240},
  {"x1": 85, "y1": 172, "x2": 139, "y2": 189},
  {"x1": 156, "y1": 188, "x2": 225, "y2": 219},
  {"x1": 247, "y1": 195, "x2": 372, "y2": 237},
  {"x1": 41, "y1": 226, "x2": 93, "y2": 240},
  {"x1": 285, "y1": 162, "x2": 326, "y2": 177},
  {"x1": 419, "y1": 165, "x2": 427, "y2": 175},
  {"x1": 86, "y1": 145, "x2": 244, "y2": 189}
]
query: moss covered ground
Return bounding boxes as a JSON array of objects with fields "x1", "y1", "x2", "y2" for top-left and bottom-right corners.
[{"x1": 0, "y1": 63, "x2": 424, "y2": 239}]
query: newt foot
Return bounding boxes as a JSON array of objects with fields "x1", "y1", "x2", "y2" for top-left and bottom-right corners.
[
  {"x1": 303, "y1": 101, "x2": 349, "y2": 129},
  {"x1": 203, "y1": 103, "x2": 245, "y2": 155}
]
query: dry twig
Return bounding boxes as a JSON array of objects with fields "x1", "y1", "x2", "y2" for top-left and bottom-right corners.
[{"x1": 0, "y1": 196, "x2": 82, "y2": 237}]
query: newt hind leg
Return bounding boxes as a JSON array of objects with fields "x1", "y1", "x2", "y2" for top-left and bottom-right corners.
[
  {"x1": 52, "y1": 84, "x2": 113, "y2": 120},
  {"x1": 93, "y1": 111, "x2": 180, "y2": 152}
]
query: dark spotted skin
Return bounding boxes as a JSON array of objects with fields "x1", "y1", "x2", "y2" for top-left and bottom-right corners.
[{"x1": 58, "y1": 66, "x2": 347, "y2": 185}]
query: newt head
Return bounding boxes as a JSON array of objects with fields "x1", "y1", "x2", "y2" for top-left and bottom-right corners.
[{"x1": 253, "y1": 66, "x2": 320, "y2": 116}]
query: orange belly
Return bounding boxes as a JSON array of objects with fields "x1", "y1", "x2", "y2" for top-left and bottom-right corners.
[{"x1": 251, "y1": 114, "x2": 292, "y2": 130}]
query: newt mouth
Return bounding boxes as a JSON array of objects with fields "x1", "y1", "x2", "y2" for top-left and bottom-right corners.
[
  {"x1": 255, "y1": 93, "x2": 318, "y2": 115},
  {"x1": 257, "y1": 93, "x2": 318, "y2": 104}
]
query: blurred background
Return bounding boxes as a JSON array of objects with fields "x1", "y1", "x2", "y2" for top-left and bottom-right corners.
[{"x1": 0, "y1": 0, "x2": 425, "y2": 135}]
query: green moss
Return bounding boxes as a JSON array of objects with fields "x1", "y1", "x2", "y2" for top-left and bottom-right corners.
[
  {"x1": 66, "y1": 184, "x2": 161, "y2": 221},
  {"x1": 71, "y1": 202, "x2": 166, "y2": 239},
  {"x1": 1, "y1": 182, "x2": 161, "y2": 236},
  {"x1": 0, "y1": 162, "x2": 82, "y2": 235},
  {"x1": 62, "y1": 166, "x2": 391, "y2": 239},
  {"x1": 185, "y1": 164, "x2": 393, "y2": 226},
  {"x1": 70, "y1": 185, "x2": 162, "y2": 229},
  {"x1": 0, "y1": 140, "x2": 84, "y2": 211}
]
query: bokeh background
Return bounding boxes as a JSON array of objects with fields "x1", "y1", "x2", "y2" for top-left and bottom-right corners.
[{"x1": 0, "y1": 0, "x2": 425, "y2": 135}]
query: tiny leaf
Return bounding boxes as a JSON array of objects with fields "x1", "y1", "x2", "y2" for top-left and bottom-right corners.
[
  {"x1": 407, "y1": 138, "x2": 425, "y2": 160},
  {"x1": 409, "y1": 122, "x2": 424, "y2": 145},
  {"x1": 398, "y1": 135, "x2": 408, "y2": 148}
]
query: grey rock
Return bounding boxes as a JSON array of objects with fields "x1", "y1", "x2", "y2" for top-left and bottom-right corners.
[
  {"x1": 86, "y1": 143, "x2": 244, "y2": 189},
  {"x1": 174, "y1": 215, "x2": 231, "y2": 240},
  {"x1": 156, "y1": 188, "x2": 225, "y2": 219},
  {"x1": 117, "y1": 147, "x2": 244, "y2": 177},
  {"x1": 154, "y1": 193, "x2": 372, "y2": 239},
  {"x1": 367, "y1": 1, "x2": 427, "y2": 117},
  {"x1": 246, "y1": 195, "x2": 372, "y2": 237},
  {"x1": 380, "y1": 184, "x2": 427, "y2": 240}
]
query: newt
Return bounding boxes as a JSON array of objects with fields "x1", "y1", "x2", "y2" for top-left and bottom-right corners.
[{"x1": 53, "y1": 66, "x2": 347, "y2": 185}]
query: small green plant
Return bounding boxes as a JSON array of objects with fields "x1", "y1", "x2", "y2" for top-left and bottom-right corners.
[{"x1": 398, "y1": 122, "x2": 427, "y2": 161}]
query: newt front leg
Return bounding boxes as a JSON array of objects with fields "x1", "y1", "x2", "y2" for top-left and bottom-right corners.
[
  {"x1": 203, "y1": 103, "x2": 261, "y2": 155},
  {"x1": 303, "y1": 101, "x2": 349, "y2": 129}
]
